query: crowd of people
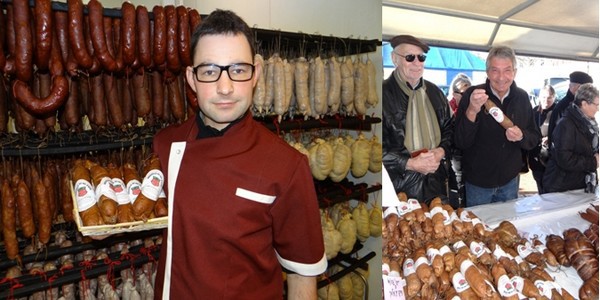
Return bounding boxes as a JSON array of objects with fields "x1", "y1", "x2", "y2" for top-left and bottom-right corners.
[{"x1": 383, "y1": 34, "x2": 599, "y2": 208}]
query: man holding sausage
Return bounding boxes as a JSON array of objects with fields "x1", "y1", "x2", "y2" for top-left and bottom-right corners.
[
  {"x1": 454, "y1": 45, "x2": 541, "y2": 206},
  {"x1": 152, "y1": 10, "x2": 326, "y2": 299}
]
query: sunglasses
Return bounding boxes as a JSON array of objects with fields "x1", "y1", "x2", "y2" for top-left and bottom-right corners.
[{"x1": 395, "y1": 52, "x2": 427, "y2": 63}]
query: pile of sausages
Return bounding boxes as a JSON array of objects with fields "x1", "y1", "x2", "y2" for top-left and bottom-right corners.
[{"x1": 0, "y1": 0, "x2": 201, "y2": 135}]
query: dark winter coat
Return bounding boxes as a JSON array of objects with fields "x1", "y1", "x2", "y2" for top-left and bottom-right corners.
[
  {"x1": 382, "y1": 73, "x2": 453, "y2": 203},
  {"x1": 454, "y1": 80, "x2": 541, "y2": 188},
  {"x1": 542, "y1": 104, "x2": 598, "y2": 193}
]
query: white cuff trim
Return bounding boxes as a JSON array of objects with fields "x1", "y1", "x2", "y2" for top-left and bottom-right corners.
[{"x1": 276, "y1": 251, "x2": 328, "y2": 276}]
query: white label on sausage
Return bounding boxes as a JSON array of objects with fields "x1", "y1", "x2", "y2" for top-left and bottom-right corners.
[
  {"x1": 95, "y1": 177, "x2": 117, "y2": 202},
  {"x1": 74, "y1": 179, "x2": 96, "y2": 211},
  {"x1": 112, "y1": 178, "x2": 129, "y2": 205},
  {"x1": 402, "y1": 258, "x2": 416, "y2": 276},
  {"x1": 127, "y1": 179, "x2": 142, "y2": 203},
  {"x1": 535, "y1": 280, "x2": 553, "y2": 298},
  {"x1": 489, "y1": 106, "x2": 505, "y2": 123},
  {"x1": 497, "y1": 274, "x2": 518, "y2": 296},
  {"x1": 452, "y1": 271, "x2": 470, "y2": 293},
  {"x1": 396, "y1": 201, "x2": 410, "y2": 216},
  {"x1": 140, "y1": 170, "x2": 164, "y2": 201}
]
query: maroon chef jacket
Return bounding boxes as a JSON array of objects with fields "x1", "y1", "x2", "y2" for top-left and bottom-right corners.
[{"x1": 152, "y1": 112, "x2": 327, "y2": 299}]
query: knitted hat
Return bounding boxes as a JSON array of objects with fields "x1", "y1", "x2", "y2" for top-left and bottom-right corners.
[
  {"x1": 569, "y1": 71, "x2": 593, "y2": 84},
  {"x1": 389, "y1": 35, "x2": 430, "y2": 52}
]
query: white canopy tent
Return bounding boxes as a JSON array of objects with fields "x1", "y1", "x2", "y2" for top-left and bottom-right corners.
[{"x1": 382, "y1": 0, "x2": 599, "y2": 62}]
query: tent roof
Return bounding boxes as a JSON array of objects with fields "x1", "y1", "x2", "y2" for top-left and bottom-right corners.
[
  {"x1": 383, "y1": 44, "x2": 487, "y2": 70},
  {"x1": 382, "y1": 0, "x2": 599, "y2": 62}
]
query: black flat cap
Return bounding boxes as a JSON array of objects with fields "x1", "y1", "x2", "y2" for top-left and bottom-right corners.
[
  {"x1": 389, "y1": 35, "x2": 430, "y2": 52},
  {"x1": 569, "y1": 71, "x2": 593, "y2": 84}
]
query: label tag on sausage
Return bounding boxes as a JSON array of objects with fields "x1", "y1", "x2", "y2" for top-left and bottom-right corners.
[
  {"x1": 497, "y1": 274, "x2": 518, "y2": 296},
  {"x1": 74, "y1": 179, "x2": 96, "y2": 211},
  {"x1": 489, "y1": 106, "x2": 505, "y2": 123},
  {"x1": 402, "y1": 258, "x2": 416, "y2": 276},
  {"x1": 127, "y1": 179, "x2": 142, "y2": 203},
  {"x1": 534, "y1": 280, "x2": 554, "y2": 298},
  {"x1": 140, "y1": 169, "x2": 164, "y2": 201},
  {"x1": 451, "y1": 271, "x2": 471, "y2": 293},
  {"x1": 95, "y1": 177, "x2": 117, "y2": 202},
  {"x1": 111, "y1": 178, "x2": 129, "y2": 205}
]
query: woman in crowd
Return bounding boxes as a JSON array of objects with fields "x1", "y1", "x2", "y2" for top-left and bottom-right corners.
[
  {"x1": 448, "y1": 73, "x2": 472, "y2": 116},
  {"x1": 542, "y1": 83, "x2": 599, "y2": 194}
]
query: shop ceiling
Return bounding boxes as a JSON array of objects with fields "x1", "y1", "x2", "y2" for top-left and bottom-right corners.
[{"x1": 382, "y1": 0, "x2": 599, "y2": 62}]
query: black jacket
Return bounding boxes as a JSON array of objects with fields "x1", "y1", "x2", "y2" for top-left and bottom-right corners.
[
  {"x1": 454, "y1": 80, "x2": 540, "y2": 188},
  {"x1": 547, "y1": 90, "x2": 574, "y2": 144},
  {"x1": 528, "y1": 103, "x2": 555, "y2": 172},
  {"x1": 542, "y1": 104, "x2": 598, "y2": 193},
  {"x1": 382, "y1": 74, "x2": 453, "y2": 202}
]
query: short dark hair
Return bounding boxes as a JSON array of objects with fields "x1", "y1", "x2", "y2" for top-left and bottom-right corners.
[{"x1": 189, "y1": 9, "x2": 255, "y2": 64}]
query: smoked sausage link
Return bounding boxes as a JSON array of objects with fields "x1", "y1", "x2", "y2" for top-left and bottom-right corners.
[
  {"x1": 67, "y1": 0, "x2": 94, "y2": 69},
  {"x1": 13, "y1": 76, "x2": 69, "y2": 116}
]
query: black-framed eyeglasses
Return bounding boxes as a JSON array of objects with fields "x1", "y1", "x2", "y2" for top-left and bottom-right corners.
[
  {"x1": 395, "y1": 52, "x2": 426, "y2": 63},
  {"x1": 454, "y1": 91, "x2": 464, "y2": 96},
  {"x1": 192, "y1": 63, "x2": 255, "y2": 83}
]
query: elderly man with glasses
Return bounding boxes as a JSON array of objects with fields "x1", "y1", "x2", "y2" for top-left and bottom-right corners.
[{"x1": 382, "y1": 34, "x2": 454, "y2": 205}]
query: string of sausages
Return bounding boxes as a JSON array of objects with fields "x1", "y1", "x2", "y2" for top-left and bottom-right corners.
[{"x1": 0, "y1": 0, "x2": 201, "y2": 136}]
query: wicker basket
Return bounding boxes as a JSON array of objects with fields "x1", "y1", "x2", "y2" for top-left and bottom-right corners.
[{"x1": 71, "y1": 181, "x2": 167, "y2": 236}]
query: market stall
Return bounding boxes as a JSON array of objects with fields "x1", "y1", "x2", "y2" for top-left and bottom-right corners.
[{"x1": 382, "y1": 189, "x2": 599, "y2": 299}]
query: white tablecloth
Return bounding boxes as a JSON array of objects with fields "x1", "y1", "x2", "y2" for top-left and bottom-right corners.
[{"x1": 470, "y1": 190, "x2": 598, "y2": 298}]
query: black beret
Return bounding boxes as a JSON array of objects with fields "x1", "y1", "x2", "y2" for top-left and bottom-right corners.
[
  {"x1": 389, "y1": 35, "x2": 430, "y2": 53},
  {"x1": 569, "y1": 71, "x2": 593, "y2": 84}
]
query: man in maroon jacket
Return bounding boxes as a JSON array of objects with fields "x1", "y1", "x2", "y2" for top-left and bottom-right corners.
[{"x1": 152, "y1": 9, "x2": 327, "y2": 299}]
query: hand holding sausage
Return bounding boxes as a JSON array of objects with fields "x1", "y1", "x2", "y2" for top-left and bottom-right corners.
[
  {"x1": 505, "y1": 126, "x2": 523, "y2": 142},
  {"x1": 465, "y1": 88, "x2": 488, "y2": 121}
]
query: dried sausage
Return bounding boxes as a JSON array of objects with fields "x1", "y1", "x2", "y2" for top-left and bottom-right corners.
[
  {"x1": 54, "y1": 11, "x2": 69, "y2": 65},
  {"x1": 13, "y1": 0, "x2": 33, "y2": 82},
  {"x1": 151, "y1": 71, "x2": 165, "y2": 120},
  {"x1": 85, "y1": 160, "x2": 118, "y2": 224},
  {"x1": 62, "y1": 74, "x2": 80, "y2": 129},
  {"x1": 188, "y1": 8, "x2": 202, "y2": 32},
  {"x1": 90, "y1": 74, "x2": 107, "y2": 126},
  {"x1": 165, "y1": 5, "x2": 180, "y2": 73},
  {"x1": 84, "y1": 15, "x2": 102, "y2": 76},
  {"x1": 133, "y1": 72, "x2": 151, "y2": 118},
  {"x1": 35, "y1": 177, "x2": 52, "y2": 244},
  {"x1": 152, "y1": 6, "x2": 167, "y2": 67},
  {"x1": 121, "y1": 2, "x2": 137, "y2": 67},
  {"x1": 176, "y1": 6, "x2": 191, "y2": 67},
  {"x1": 72, "y1": 160, "x2": 103, "y2": 226},
  {"x1": 88, "y1": 0, "x2": 119, "y2": 72},
  {"x1": 60, "y1": 169, "x2": 74, "y2": 222},
  {"x1": 119, "y1": 76, "x2": 134, "y2": 125},
  {"x1": 67, "y1": 0, "x2": 93, "y2": 69},
  {"x1": 13, "y1": 75, "x2": 69, "y2": 116},
  {"x1": 34, "y1": 0, "x2": 53, "y2": 71},
  {"x1": 132, "y1": 154, "x2": 163, "y2": 221},
  {"x1": 104, "y1": 74, "x2": 124, "y2": 128},
  {"x1": 0, "y1": 7, "x2": 6, "y2": 70},
  {"x1": 167, "y1": 75, "x2": 185, "y2": 122},
  {"x1": 0, "y1": 79, "x2": 8, "y2": 133},
  {"x1": 2, "y1": 179, "x2": 19, "y2": 260},
  {"x1": 15, "y1": 177, "x2": 35, "y2": 239},
  {"x1": 137, "y1": 5, "x2": 152, "y2": 68}
]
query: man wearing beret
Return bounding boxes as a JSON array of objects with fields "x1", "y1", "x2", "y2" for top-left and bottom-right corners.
[
  {"x1": 382, "y1": 34, "x2": 453, "y2": 204},
  {"x1": 547, "y1": 71, "x2": 594, "y2": 145}
]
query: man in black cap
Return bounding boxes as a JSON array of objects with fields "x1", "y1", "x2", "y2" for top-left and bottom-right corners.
[
  {"x1": 547, "y1": 71, "x2": 593, "y2": 144},
  {"x1": 382, "y1": 34, "x2": 453, "y2": 204}
]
